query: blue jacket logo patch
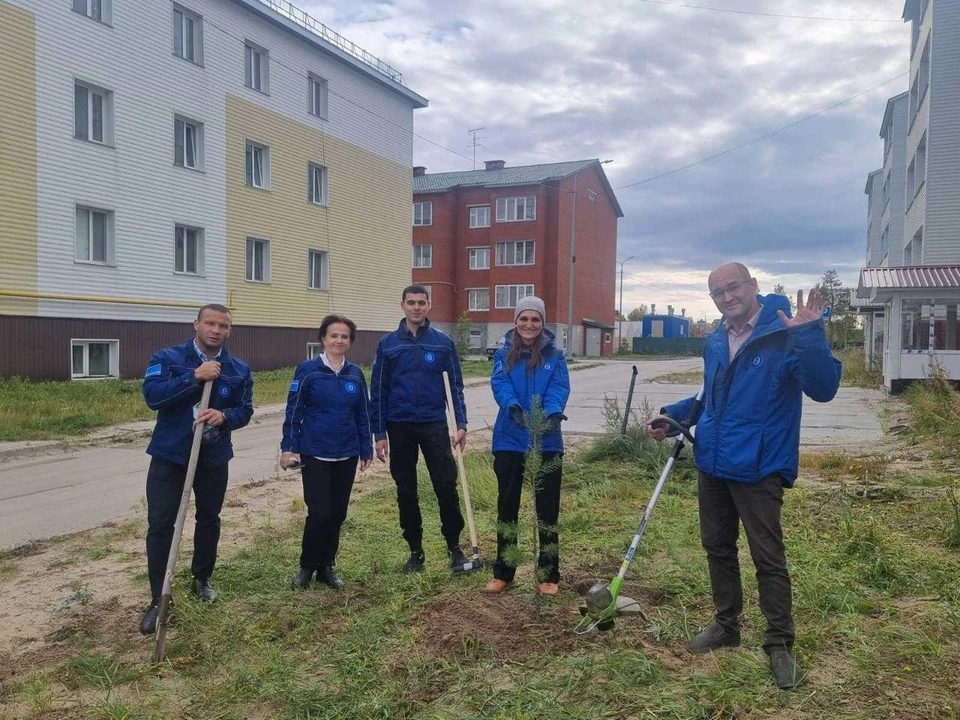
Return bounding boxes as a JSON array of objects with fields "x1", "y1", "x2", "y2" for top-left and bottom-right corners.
[
  {"x1": 289, "y1": 380, "x2": 300, "y2": 392},
  {"x1": 544, "y1": 363, "x2": 552, "y2": 371},
  {"x1": 345, "y1": 382, "x2": 358, "y2": 394},
  {"x1": 752, "y1": 355, "x2": 764, "y2": 367},
  {"x1": 424, "y1": 351, "x2": 436, "y2": 364},
  {"x1": 219, "y1": 385, "x2": 230, "y2": 397},
  {"x1": 145, "y1": 364, "x2": 162, "y2": 378}
]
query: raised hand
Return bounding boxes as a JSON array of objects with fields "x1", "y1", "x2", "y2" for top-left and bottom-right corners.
[{"x1": 777, "y1": 288, "x2": 826, "y2": 328}]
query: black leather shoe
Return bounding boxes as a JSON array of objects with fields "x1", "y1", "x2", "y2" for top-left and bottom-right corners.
[
  {"x1": 139, "y1": 599, "x2": 160, "y2": 635},
  {"x1": 448, "y1": 545, "x2": 469, "y2": 570},
  {"x1": 191, "y1": 577, "x2": 218, "y2": 603},
  {"x1": 291, "y1": 568, "x2": 313, "y2": 590},
  {"x1": 686, "y1": 622, "x2": 741, "y2": 654},
  {"x1": 770, "y1": 649, "x2": 807, "y2": 689},
  {"x1": 317, "y1": 566, "x2": 343, "y2": 590},
  {"x1": 402, "y1": 549, "x2": 425, "y2": 574}
]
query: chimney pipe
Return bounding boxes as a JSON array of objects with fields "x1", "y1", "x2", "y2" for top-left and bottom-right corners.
[
  {"x1": 413, "y1": 166, "x2": 426, "y2": 176},
  {"x1": 484, "y1": 160, "x2": 505, "y2": 170}
]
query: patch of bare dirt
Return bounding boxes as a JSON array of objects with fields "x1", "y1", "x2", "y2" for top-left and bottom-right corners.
[{"x1": 0, "y1": 461, "x2": 396, "y2": 678}]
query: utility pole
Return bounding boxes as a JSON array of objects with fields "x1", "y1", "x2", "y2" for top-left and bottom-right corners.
[
  {"x1": 467, "y1": 127, "x2": 486, "y2": 170},
  {"x1": 617, "y1": 256, "x2": 635, "y2": 353},
  {"x1": 566, "y1": 159, "x2": 612, "y2": 357}
]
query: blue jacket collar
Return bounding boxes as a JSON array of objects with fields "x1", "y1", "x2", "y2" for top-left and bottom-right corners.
[
  {"x1": 397, "y1": 317, "x2": 431, "y2": 338},
  {"x1": 710, "y1": 294, "x2": 792, "y2": 367},
  {"x1": 188, "y1": 337, "x2": 230, "y2": 364}
]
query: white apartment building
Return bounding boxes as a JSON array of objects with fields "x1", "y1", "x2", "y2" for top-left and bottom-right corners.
[
  {"x1": 0, "y1": 0, "x2": 426, "y2": 379},
  {"x1": 857, "y1": 0, "x2": 960, "y2": 391}
]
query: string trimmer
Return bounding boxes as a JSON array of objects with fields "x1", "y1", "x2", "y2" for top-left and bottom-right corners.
[{"x1": 576, "y1": 385, "x2": 705, "y2": 633}]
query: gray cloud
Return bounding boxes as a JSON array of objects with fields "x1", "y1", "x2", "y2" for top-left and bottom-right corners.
[{"x1": 302, "y1": 0, "x2": 908, "y2": 316}]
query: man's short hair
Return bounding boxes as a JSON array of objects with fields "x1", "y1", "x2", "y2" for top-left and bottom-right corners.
[
  {"x1": 731, "y1": 263, "x2": 752, "y2": 280},
  {"x1": 402, "y1": 285, "x2": 430, "y2": 301},
  {"x1": 197, "y1": 303, "x2": 232, "y2": 320}
]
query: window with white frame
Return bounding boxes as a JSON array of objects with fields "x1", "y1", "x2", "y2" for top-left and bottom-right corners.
[
  {"x1": 495, "y1": 284, "x2": 534, "y2": 309},
  {"x1": 412, "y1": 201, "x2": 432, "y2": 226},
  {"x1": 74, "y1": 82, "x2": 113, "y2": 145},
  {"x1": 307, "y1": 342, "x2": 322, "y2": 359},
  {"x1": 245, "y1": 237, "x2": 270, "y2": 282},
  {"x1": 75, "y1": 206, "x2": 113, "y2": 265},
  {"x1": 308, "y1": 73, "x2": 328, "y2": 119},
  {"x1": 469, "y1": 205, "x2": 490, "y2": 228},
  {"x1": 174, "y1": 224, "x2": 204, "y2": 275},
  {"x1": 413, "y1": 244, "x2": 432, "y2": 269},
  {"x1": 174, "y1": 116, "x2": 202, "y2": 170},
  {"x1": 308, "y1": 249, "x2": 329, "y2": 290},
  {"x1": 468, "y1": 247, "x2": 490, "y2": 270},
  {"x1": 496, "y1": 240, "x2": 535, "y2": 266},
  {"x1": 468, "y1": 288, "x2": 489, "y2": 311},
  {"x1": 71, "y1": 339, "x2": 119, "y2": 379},
  {"x1": 173, "y1": 4, "x2": 203, "y2": 64},
  {"x1": 308, "y1": 163, "x2": 329, "y2": 206},
  {"x1": 245, "y1": 141, "x2": 269, "y2": 189},
  {"x1": 72, "y1": 0, "x2": 111, "y2": 23},
  {"x1": 244, "y1": 41, "x2": 269, "y2": 93},
  {"x1": 588, "y1": 189, "x2": 598, "y2": 201},
  {"x1": 496, "y1": 195, "x2": 535, "y2": 222},
  {"x1": 469, "y1": 328, "x2": 483, "y2": 349}
]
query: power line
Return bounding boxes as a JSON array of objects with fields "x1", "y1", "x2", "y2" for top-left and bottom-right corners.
[
  {"x1": 632, "y1": 0, "x2": 902, "y2": 23},
  {"x1": 615, "y1": 71, "x2": 908, "y2": 191}
]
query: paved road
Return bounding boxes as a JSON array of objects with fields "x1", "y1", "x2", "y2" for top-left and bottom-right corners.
[{"x1": 0, "y1": 359, "x2": 884, "y2": 550}]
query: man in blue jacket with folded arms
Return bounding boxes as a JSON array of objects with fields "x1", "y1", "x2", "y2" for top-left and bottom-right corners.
[
  {"x1": 138, "y1": 304, "x2": 254, "y2": 634},
  {"x1": 648, "y1": 262, "x2": 841, "y2": 690},
  {"x1": 370, "y1": 285, "x2": 469, "y2": 573}
]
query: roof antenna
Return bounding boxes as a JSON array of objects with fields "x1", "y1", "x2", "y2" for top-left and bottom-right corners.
[{"x1": 467, "y1": 127, "x2": 486, "y2": 170}]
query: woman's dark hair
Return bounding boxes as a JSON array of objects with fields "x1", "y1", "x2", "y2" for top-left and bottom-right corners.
[
  {"x1": 505, "y1": 328, "x2": 544, "y2": 372},
  {"x1": 318, "y1": 314, "x2": 357, "y2": 342}
]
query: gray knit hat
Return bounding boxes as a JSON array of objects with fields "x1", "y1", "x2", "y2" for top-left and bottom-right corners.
[{"x1": 514, "y1": 295, "x2": 546, "y2": 323}]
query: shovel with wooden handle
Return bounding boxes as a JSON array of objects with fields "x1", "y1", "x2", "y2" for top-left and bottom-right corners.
[
  {"x1": 442, "y1": 371, "x2": 483, "y2": 573},
  {"x1": 152, "y1": 380, "x2": 212, "y2": 663}
]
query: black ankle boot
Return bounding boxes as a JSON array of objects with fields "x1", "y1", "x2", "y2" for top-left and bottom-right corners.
[
  {"x1": 318, "y1": 566, "x2": 343, "y2": 590},
  {"x1": 290, "y1": 568, "x2": 313, "y2": 590}
]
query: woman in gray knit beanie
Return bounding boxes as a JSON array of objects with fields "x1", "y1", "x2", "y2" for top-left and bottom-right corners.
[{"x1": 486, "y1": 296, "x2": 570, "y2": 596}]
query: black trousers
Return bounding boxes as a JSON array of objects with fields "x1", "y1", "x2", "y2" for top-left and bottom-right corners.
[
  {"x1": 492, "y1": 451, "x2": 562, "y2": 584},
  {"x1": 386, "y1": 421, "x2": 464, "y2": 550},
  {"x1": 299, "y1": 456, "x2": 358, "y2": 570},
  {"x1": 697, "y1": 471, "x2": 795, "y2": 653},
  {"x1": 146, "y1": 457, "x2": 229, "y2": 600}
]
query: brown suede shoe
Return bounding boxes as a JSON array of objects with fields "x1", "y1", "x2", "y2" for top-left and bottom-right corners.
[
  {"x1": 483, "y1": 578, "x2": 511, "y2": 594},
  {"x1": 537, "y1": 582, "x2": 559, "y2": 597}
]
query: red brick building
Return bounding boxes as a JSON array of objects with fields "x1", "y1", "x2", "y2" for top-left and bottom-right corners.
[{"x1": 411, "y1": 159, "x2": 623, "y2": 356}]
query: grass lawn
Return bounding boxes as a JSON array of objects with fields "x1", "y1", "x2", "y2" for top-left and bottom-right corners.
[
  {"x1": 0, "y1": 362, "x2": 501, "y2": 442},
  {"x1": 3, "y1": 417, "x2": 959, "y2": 719}
]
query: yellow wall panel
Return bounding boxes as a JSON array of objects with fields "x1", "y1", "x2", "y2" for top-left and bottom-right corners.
[
  {"x1": 225, "y1": 95, "x2": 412, "y2": 332},
  {"x1": 0, "y1": 1, "x2": 38, "y2": 316}
]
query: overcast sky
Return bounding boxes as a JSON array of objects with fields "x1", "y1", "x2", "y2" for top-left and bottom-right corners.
[{"x1": 303, "y1": 0, "x2": 909, "y2": 319}]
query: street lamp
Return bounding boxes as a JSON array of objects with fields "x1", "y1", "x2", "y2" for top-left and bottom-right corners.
[
  {"x1": 566, "y1": 159, "x2": 612, "y2": 356},
  {"x1": 617, "y1": 255, "x2": 635, "y2": 353}
]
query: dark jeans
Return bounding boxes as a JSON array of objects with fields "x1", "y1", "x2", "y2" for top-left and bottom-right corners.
[
  {"x1": 386, "y1": 421, "x2": 464, "y2": 550},
  {"x1": 146, "y1": 457, "x2": 229, "y2": 600},
  {"x1": 698, "y1": 471, "x2": 794, "y2": 653},
  {"x1": 493, "y1": 451, "x2": 562, "y2": 584},
  {"x1": 299, "y1": 456, "x2": 358, "y2": 570}
]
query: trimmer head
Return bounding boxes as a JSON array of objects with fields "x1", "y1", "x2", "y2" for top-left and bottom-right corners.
[{"x1": 585, "y1": 582, "x2": 615, "y2": 618}]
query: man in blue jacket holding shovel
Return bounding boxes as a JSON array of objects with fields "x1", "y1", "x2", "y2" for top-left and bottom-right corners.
[{"x1": 648, "y1": 262, "x2": 841, "y2": 690}]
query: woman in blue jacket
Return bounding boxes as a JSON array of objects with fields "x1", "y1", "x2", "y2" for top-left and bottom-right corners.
[
  {"x1": 280, "y1": 315, "x2": 372, "y2": 590},
  {"x1": 484, "y1": 296, "x2": 570, "y2": 597}
]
